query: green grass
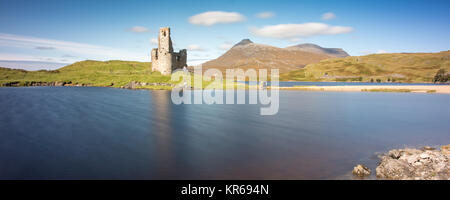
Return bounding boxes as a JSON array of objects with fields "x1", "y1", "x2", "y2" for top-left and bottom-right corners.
[
  {"x1": 280, "y1": 51, "x2": 450, "y2": 83},
  {"x1": 0, "y1": 60, "x2": 171, "y2": 88},
  {"x1": 0, "y1": 60, "x2": 249, "y2": 90}
]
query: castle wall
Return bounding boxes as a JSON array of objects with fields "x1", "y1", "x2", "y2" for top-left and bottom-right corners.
[
  {"x1": 151, "y1": 27, "x2": 186, "y2": 75},
  {"x1": 171, "y1": 49, "x2": 187, "y2": 70}
]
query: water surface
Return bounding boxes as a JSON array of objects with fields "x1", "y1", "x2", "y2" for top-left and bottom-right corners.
[{"x1": 0, "y1": 87, "x2": 449, "y2": 179}]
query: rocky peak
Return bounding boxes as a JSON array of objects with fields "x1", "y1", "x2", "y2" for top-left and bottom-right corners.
[{"x1": 233, "y1": 39, "x2": 253, "y2": 47}]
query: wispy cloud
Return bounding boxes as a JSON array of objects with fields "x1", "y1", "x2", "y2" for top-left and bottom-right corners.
[
  {"x1": 256, "y1": 11, "x2": 275, "y2": 19},
  {"x1": 322, "y1": 12, "x2": 336, "y2": 20},
  {"x1": 187, "y1": 44, "x2": 205, "y2": 51},
  {"x1": 35, "y1": 46, "x2": 55, "y2": 50},
  {"x1": 0, "y1": 53, "x2": 72, "y2": 63},
  {"x1": 251, "y1": 23, "x2": 353, "y2": 40},
  {"x1": 150, "y1": 38, "x2": 158, "y2": 45},
  {"x1": 219, "y1": 42, "x2": 233, "y2": 50},
  {"x1": 128, "y1": 26, "x2": 150, "y2": 33},
  {"x1": 0, "y1": 59, "x2": 69, "y2": 70},
  {"x1": 188, "y1": 11, "x2": 245, "y2": 26},
  {"x1": 62, "y1": 54, "x2": 76, "y2": 58},
  {"x1": 0, "y1": 33, "x2": 145, "y2": 62}
]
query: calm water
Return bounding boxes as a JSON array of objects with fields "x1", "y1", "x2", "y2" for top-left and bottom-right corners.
[
  {"x1": 0, "y1": 87, "x2": 449, "y2": 179},
  {"x1": 244, "y1": 81, "x2": 450, "y2": 87}
]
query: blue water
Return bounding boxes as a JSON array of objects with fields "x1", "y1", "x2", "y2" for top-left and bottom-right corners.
[
  {"x1": 0, "y1": 87, "x2": 449, "y2": 179},
  {"x1": 243, "y1": 81, "x2": 450, "y2": 87}
]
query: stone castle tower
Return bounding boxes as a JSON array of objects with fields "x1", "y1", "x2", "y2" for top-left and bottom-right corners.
[{"x1": 151, "y1": 27, "x2": 187, "y2": 75}]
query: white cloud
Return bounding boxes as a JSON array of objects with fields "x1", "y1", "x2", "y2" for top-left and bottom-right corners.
[
  {"x1": 360, "y1": 50, "x2": 373, "y2": 55},
  {"x1": 322, "y1": 12, "x2": 336, "y2": 20},
  {"x1": 0, "y1": 33, "x2": 145, "y2": 62},
  {"x1": 128, "y1": 26, "x2": 150, "y2": 33},
  {"x1": 360, "y1": 50, "x2": 389, "y2": 55},
  {"x1": 150, "y1": 38, "x2": 158, "y2": 45},
  {"x1": 289, "y1": 38, "x2": 302, "y2": 43},
  {"x1": 219, "y1": 42, "x2": 233, "y2": 50},
  {"x1": 256, "y1": 12, "x2": 275, "y2": 19},
  {"x1": 187, "y1": 44, "x2": 205, "y2": 51},
  {"x1": 188, "y1": 11, "x2": 245, "y2": 26},
  {"x1": 251, "y1": 23, "x2": 354, "y2": 39}
]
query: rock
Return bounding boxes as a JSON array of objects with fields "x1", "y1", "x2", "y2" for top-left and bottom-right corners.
[
  {"x1": 423, "y1": 146, "x2": 436, "y2": 151},
  {"x1": 420, "y1": 153, "x2": 430, "y2": 159},
  {"x1": 388, "y1": 149, "x2": 402, "y2": 159},
  {"x1": 2, "y1": 81, "x2": 20, "y2": 87},
  {"x1": 121, "y1": 81, "x2": 175, "y2": 89},
  {"x1": 123, "y1": 81, "x2": 139, "y2": 89},
  {"x1": 442, "y1": 145, "x2": 450, "y2": 155},
  {"x1": 376, "y1": 145, "x2": 450, "y2": 180},
  {"x1": 352, "y1": 164, "x2": 371, "y2": 177},
  {"x1": 54, "y1": 81, "x2": 65, "y2": 86}
]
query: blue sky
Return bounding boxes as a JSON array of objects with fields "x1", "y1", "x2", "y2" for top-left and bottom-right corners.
[{"x1": 0, "y1": 0, "x2": 449, "y2": 69}]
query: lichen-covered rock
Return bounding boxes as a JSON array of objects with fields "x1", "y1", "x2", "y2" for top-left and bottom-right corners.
[
  {"x1": 121, "y1": 81, "x2": 175, "y2": 89},
  {"x1": 122, "y1": 81, "x2": 139, "y2": 89},
  {"x1": 442, "y1": 145, "x2": 450, "y2": 155},
  {"x1": 423, "y1": 146, "x2": 436, "y2": 151},
  {"x1": 376, "y1": 146, "x2": 450, "y2": 180},
  {"x1": 352, "y1": 164, "x2": 371, "y2": 177},
  {"x1": 54, "y1": 81, "x2": 65, "y2": 86}
]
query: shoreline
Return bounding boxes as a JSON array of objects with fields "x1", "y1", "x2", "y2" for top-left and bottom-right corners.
[
  {"x1": 276, "y1": 85, "x2": 450, "y2": 94},
  {"x1": 2, "y1": 83, "x2": 450, "y2": 94}
]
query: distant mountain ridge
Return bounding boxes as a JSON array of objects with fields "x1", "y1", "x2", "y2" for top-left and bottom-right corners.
[
  {"x1": 0, "y1": 60, "x2": 69, "y2": 71},
  {"x1": 202, "y1": 39, "x2": 349, "y2": 73},
  {"x1": 286, "y1": 43, "x2": 350, "y2": 58}
]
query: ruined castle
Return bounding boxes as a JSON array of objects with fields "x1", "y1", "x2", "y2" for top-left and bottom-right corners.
[{"x1": 151, "y1": 27, "x2": 187, "y2": 75}]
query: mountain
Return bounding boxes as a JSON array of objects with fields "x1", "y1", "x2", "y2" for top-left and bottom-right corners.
[
  {"x1": 280, "y1": 51, "x2": 450, "y2": 83},
  {"x1": 285, "y1": 43, "x2": 350, "y2": 58},
  {"x1": 202, "y1": 39, "x2": 341, "y2": 73}
]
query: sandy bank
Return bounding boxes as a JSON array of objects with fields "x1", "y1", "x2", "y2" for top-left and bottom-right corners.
[{"x1": 277, "y1": 85, "x2": 450, "y2": 94}]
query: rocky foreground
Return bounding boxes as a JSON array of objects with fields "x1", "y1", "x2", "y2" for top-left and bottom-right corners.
[
  {"x1": 1, "y1": 81, "x2": 88, "y2": 87},
  {"x1": 354, "y1": 145, "x2": 450, "y2": 180}
]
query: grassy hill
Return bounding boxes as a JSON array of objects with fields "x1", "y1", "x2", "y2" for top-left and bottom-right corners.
[
  {"x1": 0, "y1": 60, "x2": 172, "y2": 88},
  {"x1": 280, "y1": 51, "x2": 450, "y2": 83}
]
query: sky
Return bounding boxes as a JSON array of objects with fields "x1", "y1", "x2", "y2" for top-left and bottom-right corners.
[{"x1": 0, "y1": 0, "x2": 449, "y2": 69}]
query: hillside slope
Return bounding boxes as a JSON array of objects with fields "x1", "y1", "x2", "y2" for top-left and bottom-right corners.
[
  {"x1": 202, "y1": 39, "x2": 333, "y2": 73},
  {"x1": 0, "y1": 60, "x2": 171, "y2": 87},
  {"x1": 280, "y1": 51, "x2": 450, "y2": 82}
]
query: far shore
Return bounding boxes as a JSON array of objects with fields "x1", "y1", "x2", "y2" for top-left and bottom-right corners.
[
  {"x1": 3, "y1": 82, "x2": 450, "y2": 94},
  {"x1": 276, "y1": 85, "x2": 450, "y2": 94}
]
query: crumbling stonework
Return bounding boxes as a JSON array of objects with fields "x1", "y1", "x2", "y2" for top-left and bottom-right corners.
[{"x1": 151, "y1": 27, "x2": 187, "y2": 75}]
